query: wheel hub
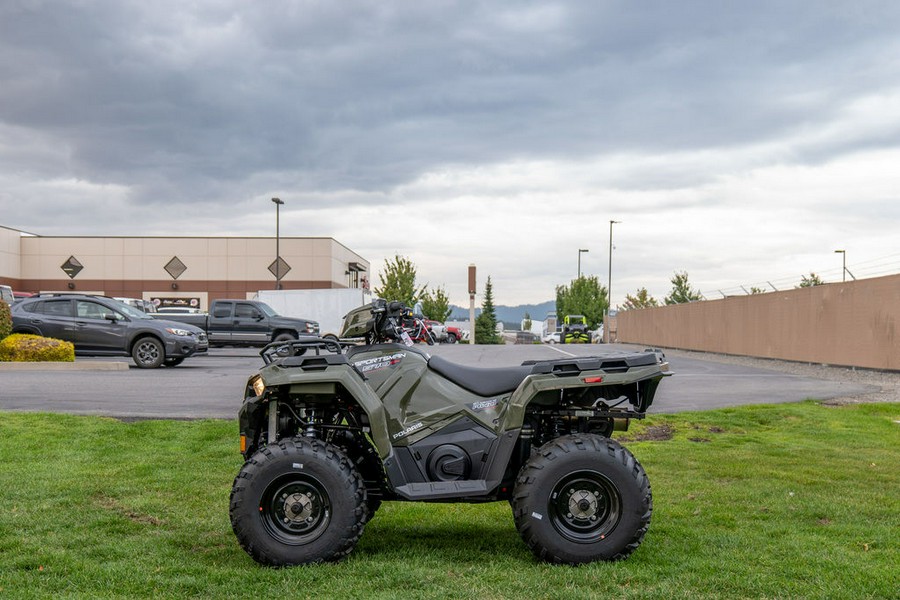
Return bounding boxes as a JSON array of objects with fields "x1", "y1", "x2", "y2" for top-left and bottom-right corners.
[
  {"x1": 261, "y1": 475, "x2": 332, "y2": 545},
  {"x1": 569, "y1": 490, "x2": 600, "y2": 519},
  {"x1": 282, "y1": 492, "x2": 314, "y2": 523},
  {"x1": 550, "y1": 471, "x2": 622, "y2": 543}
]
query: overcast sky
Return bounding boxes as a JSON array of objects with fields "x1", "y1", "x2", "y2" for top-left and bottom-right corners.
[{"x1": 2, "y1": 1, "x2": 899, "y2": 307}]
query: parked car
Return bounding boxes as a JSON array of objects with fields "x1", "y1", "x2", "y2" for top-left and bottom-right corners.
[
  {"x1": 11, "y1": 294, "x2": 208, "y2": 368},
  {"x1": 113, "y1": 297, "x2": 157, "y2": 313},
  {"x1": 541, "y1": 331, "x2": 560, "y2": 344},
  {"x1": 421, "y1": 319, "x2": 463, "y2": 344},
  {"x1": 0, "y1": 285, "x2": 13, "y2": 305},
  {"x1": 151, "y1": 299, "x2": 319, "y2": 346}
]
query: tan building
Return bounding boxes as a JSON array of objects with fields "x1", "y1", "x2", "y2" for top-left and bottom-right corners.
[{"x1": 0, "y1": 225, "x2": 369, "y2": 310}]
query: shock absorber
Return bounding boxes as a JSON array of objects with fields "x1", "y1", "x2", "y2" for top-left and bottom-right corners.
[{"x1": 303, "y1": 408, "x2": 318, "y2": 438}]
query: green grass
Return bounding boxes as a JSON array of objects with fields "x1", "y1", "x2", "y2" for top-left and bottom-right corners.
[{"x1": 1, "y1": 402, "x2": 897, "y2": 599}]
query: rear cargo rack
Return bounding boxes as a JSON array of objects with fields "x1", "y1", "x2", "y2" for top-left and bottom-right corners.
[{"x1": 522, "y1": 352, "x2": 658, "y2": 376}]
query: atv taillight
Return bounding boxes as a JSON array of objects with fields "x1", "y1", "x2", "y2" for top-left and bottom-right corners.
[{"x1": 582, "y1": 376, "x2": 604, "y2": 383}]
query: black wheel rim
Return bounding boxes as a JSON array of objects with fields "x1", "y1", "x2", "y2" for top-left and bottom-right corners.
[
  {"x1": 549, "y1": 470, "x2": 622, "y2": 543},
  {"x1": 260, "y1": 473, "x2": 332, "y2": 545}
]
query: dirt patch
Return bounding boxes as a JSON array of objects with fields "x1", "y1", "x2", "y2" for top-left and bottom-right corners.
[
  {"x1": 620, "y1": 423, "x2": 675, "y2": 442},
  {"x1": 94, "y1": 493, "x2": 164, "y2": 526},
  {"x1": 688, "y1": 437, "x2": 711, "y2": 443}
]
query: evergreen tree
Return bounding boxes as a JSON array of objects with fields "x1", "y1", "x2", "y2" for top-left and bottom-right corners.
[
  {"x1": 622, "y1": 287, "x2": 658, "y2": 310},
  {"x1": 475, "y1": 276, "x2": 501, "y2": 344},
  {"x1": 420, "y1": 286, "x2": 451, "y2": 322},
  {"x1": 373, "y1": 255, "x2": 426, "y2": 307},
  {"x1": 555, "y1": 275, "x2": 607, "y2": 328},
  {"x1": 522, "y1": 312, "x2": 532, "y2": 331},
  {"x1": 664, "y1": 271, "x2": 702, "y2": 305}
]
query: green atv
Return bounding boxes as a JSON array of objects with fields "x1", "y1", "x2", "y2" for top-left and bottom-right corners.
[
  {"x1": 560, "y1": 314, "x2": 591, "y2": 344},
  {"x1": 229, "y1": 299, "x2": 669, "y2": 566}
]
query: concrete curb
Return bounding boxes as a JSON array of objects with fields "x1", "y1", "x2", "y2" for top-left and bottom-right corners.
[{"x1": 0, "y1": 361, "x2": 129, "y2": 371}]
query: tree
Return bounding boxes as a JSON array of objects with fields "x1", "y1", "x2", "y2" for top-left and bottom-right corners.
[
  {"x1": 622, "y1": 287, "x2": 658, "y2": 310},
  {"x1": 798, "y1": 272, "x2": 825, "y2": 288},
  {"x1": 475, "y1": 276, "x2": 502, "y2": 344},
  {"x1": 664, "y1": 271, "x2": 702, "y2": 305},
  {"x1": 555, "y1": 276, "x2": 607, "y2": 328},
  {"x1": 522, "y1": 312, "x2": 532, "y2": 332},
  {"x1": 420, "y1": 286, "x2": 451, "y2": 322},
  {"x1": 749, "y1": 286, "x2": 767, "y2": 294},
  {"x1": 374, "y1": 255, "x2": 426, "y2": 306}
]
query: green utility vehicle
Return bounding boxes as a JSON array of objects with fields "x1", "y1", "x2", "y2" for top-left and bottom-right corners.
[
  {"x1": 230, "y1": 300, "x2": 669, "y2": 566},
  {"x1": 560, "y1": 314, "x2": 591, "y2": 344}
]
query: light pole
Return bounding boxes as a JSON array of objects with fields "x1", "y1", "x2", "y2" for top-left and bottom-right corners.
[
  {"x1": 834, "y1": 249, "x2": 846, "y2": 282},
  {"x1": 578, "y1": 249, "x2": 589, "y2": 278},
  {"x1": 272, "y1": 197, "x2": 284, "y2": 290},
  {"x1": 606, "y1": 220, "x2": 620, "y2": 343},
  {"x1": 834, "y1": 249, "x2": 856, "y2": 281}
]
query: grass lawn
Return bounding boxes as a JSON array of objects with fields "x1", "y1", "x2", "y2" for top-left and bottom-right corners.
[{"x1": 1, "y1": 401, "x2": 897, "y2": 599}]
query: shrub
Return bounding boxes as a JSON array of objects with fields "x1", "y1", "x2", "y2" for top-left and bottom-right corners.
[
  {"x1": 0, "y1": 333, "x2": 75, "y2": 362},
  {"x1": 0, "y1": 301, "x2": 11, "y2": 340}
]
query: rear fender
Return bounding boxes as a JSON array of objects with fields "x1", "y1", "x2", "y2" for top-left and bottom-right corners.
[{"x1": 503, "y1": 363, "x2": 667, "y2": 429}]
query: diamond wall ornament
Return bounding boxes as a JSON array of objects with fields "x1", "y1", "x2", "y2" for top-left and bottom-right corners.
[
  {"x1": 165, "y1": 256, "x2": 187, "y2": 280},
  {"x1": 61, "y1": 256, "x2": 84, "y2": 279},
  {"x1": 268, "y1": 257, "x2": 291, "y2": 278}
]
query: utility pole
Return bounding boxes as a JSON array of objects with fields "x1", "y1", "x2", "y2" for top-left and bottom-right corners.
[{"x1": 468, "y1": 264, "x2": 476, "y2": 344}]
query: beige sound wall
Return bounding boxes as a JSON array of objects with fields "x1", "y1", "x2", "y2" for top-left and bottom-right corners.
[{"x1": 617, "y1": 274, "x2": 900, "y2": 371}]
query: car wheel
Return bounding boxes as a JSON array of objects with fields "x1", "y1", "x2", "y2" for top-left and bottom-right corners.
[
  {"x1": 447, "y1": 332, "x2": 457, "y2": 344},
  {"x1": 511, "y1": 434, "x2": 652, "y2": 564},
  {"x1": 230, "y1": 437, "x2": 367, "y2": 566},
  {"x1": 272, "y1": 332, "x2": 296, "y2": 344},
  {"x1": 132, "y1": 336, "x2": 165, "y2": 369},
  {"x1": 164, "y1": 357, "x2": 185, "y2": 367}
]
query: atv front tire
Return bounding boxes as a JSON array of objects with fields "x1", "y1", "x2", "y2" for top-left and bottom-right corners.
[
  {"x1": 512, "y1": 434, "x2": 651, "y2": 564},
  {"x1": 230, "y1": 438, "x2": 367, "y2": 566}
]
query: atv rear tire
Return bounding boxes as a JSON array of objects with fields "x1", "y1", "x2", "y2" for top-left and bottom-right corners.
[
  {"x1": 512, "y1": 434, "x2": 651, "y2": 564},
  {"x1": 230, "y1": 438, "x2": 367, "y2": 566}
]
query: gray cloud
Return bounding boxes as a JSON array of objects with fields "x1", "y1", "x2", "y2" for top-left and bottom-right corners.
[{"x1": 2, "y1": 1, "x2": 900, "y2": 303}]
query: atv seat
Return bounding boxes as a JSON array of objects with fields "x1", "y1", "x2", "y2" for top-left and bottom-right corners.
[{"x1": 428, "y1": 355, "x2": 533, "y2": 397}]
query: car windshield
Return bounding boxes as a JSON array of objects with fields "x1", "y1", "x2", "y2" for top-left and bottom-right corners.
[
  {"x1": 112, "y1": 300, "x2": 153, "y2": 320},
  {"x1": 257, "y1": 302, "x2": 279, "y2": 317}
]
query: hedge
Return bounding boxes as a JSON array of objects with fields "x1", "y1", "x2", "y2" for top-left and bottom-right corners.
[
  {"x1": 0, "y1": 301, "x2": 11, "y2": 340},
  {"x1": 0, "y1": 333, "x2": 75, "y2": 362}
]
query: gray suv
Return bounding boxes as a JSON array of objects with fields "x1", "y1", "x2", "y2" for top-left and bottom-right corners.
[{"x1": 11, "y1": 294, "x2": 208, "y2": 368}]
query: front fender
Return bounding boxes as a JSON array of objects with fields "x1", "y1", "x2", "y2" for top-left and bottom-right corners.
[{"x1": 241, "y1": 363, "x2": 393, "y2": 458}]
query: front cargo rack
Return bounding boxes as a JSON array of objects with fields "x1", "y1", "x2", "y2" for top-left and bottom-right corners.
[{"x1": 260, "y1": 336, "x2": 354, "y2": 365}]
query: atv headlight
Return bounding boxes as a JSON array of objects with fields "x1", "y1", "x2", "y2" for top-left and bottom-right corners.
[
  {"x1": 251, "y1": 376, "x2": 265, "y2": 398},
  {"x1": 166, "y1": 327, "x2": 193, "y2": 337}
]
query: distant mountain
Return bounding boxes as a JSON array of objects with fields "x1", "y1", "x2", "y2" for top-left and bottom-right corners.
[{"x1": 449, "y1": 300, "x2": 555, "y2": 325}]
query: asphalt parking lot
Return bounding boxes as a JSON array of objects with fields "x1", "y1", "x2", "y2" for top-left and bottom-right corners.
[{"x1": 0, "y1": 343, "x2": 877, "y2": 420}]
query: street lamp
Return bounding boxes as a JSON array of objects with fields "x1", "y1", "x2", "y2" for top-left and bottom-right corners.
[
  {"x1": 578, "y1": 248, "x2": 589, "y2": 278},
  {"x1": 272, "y1": 197, "x2": 284, "y2": 290},
  {"x1": 606, "y1": 220, "x2": 621, "y2": 343},
  {"x1": 834, "y1": 250, "x2": 846, "y2": 282},
  {"x1": 833, "y1": 249, "x2": 856, "y2": 281}
]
